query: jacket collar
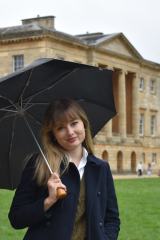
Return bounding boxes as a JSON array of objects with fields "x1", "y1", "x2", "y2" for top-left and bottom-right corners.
[{"x1": 87, "y1": 154, "x2": 102, "y2": 166}]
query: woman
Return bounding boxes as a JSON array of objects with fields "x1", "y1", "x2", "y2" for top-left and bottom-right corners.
[{"x1": 8, "y1": 99, "x2": 120, "y2": 240}]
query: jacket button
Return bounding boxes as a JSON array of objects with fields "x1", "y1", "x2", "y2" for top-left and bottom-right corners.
[
  {"x1": 97, "y1": 191, "x2": 101, "y2": 196},
  {"x1": 45, "y1": 212, "x2": 52, "y2": 219},
  {"x1": 99, "y1": 222, "x2": 103, "y2": 228},
  {"x1": 46, "y1": 221, "x2": 51, "y2": 227}
]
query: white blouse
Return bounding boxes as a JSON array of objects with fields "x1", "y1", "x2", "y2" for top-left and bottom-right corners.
[
  {"x1": 69, "y1": 148, "x2": 88, "y2": 180},
  {"x1": 77, "y1": 148, "x2": 88, "y2": 179}
]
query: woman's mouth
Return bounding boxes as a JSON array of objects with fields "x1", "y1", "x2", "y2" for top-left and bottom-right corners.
[{"x1": 67, "y1": 137, "x2": 77, "y2": 143}]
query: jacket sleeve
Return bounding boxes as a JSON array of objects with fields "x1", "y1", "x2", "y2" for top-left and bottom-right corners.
[
  {"x1": 8, "y1": 155, "x2": 49, "y2": 229},
  {"x1": 104, "y1": 162, "x2": 120, "y2": 240}
]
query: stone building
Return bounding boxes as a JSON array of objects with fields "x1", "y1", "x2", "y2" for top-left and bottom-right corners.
[{"x1": 0, "y1": 15, "x2": 160, "y2": 173}]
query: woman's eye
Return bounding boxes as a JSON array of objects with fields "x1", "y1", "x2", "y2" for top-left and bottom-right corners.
[
  {"x1": 57, "y1": 126, "x2": 64, "y2": 131},
  {"x1": 71, "y1": 121, "x2": 78, "y2": 126}
]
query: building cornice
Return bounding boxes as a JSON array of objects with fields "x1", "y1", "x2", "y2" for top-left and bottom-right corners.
[
  {"x1": 0, "y1": 22, "x2": 160, "y2": 70},
  {"x1": 0, "y1": 29, "x2": 88, "y2": 49},
  {"x1": 91, "y1": 46, "x2": 160, "y2": 70}
]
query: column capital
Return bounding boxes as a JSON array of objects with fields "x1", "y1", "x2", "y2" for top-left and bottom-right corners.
[
  {"x1": 118, "y1": 69, "x2": 128, "y2": 75},
  {"x1": 107, "y1": 66, "x2": 114, "y2": 71}
]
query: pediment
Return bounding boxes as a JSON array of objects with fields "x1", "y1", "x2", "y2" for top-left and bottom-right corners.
[{"x1": 98, "y1": 34, "x2": 142, "y2": 59}]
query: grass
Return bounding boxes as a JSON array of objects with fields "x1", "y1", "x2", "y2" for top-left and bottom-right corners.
[
  {"x1": 0, "y1": 178, "x2": 160, "y2": 239},
  {"x1": 114, "y1": 178, "x2": 160, "y2": 240},
  {"x1": 0, "y1": 190, "x2": 26, "y2": 240}
]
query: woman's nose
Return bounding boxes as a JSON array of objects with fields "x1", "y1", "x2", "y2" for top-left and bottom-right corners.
[{"x1": 66, "y1": 126, "x2": 74, "y2": 135}]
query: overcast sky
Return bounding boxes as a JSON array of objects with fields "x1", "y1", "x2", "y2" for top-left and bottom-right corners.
[{"x1": 0, "y1": 0, "x2": 160, "y2": 63}]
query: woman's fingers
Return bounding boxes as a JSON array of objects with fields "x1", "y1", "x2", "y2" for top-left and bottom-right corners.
[
  {"x1": 44, "y1": 173, "x2": 67, "y2": 210},
  {"x1": 53, "y1": 182, "x2": 66, "y2": 190},
  {"x1": 47, "y1": 173, "x2": 67, "y2": 193},
  {"x1": 51, "y1": 172, "x2": 60, "y2": 179}
]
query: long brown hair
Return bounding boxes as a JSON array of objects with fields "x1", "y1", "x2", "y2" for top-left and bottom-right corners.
[{"x1": 34, "y1": 99, "x2": 94, "y2": 186}]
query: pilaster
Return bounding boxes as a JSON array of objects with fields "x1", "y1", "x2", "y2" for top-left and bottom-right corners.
[
  {"x1": 132, "y1": 73, "x2": 139, "y2": 139},
  {"x1": 118, "y1": 69, "x2": 127, "y2": 138}
]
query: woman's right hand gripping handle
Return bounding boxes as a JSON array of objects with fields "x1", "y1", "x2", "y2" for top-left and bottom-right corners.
[{"x1": 44, "y1": 172, "x2": 67, "y2": 211}]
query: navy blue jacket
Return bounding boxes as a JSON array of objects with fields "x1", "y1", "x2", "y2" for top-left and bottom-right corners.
[{"x1": 8, "y1": 154, "x2": 120, "y2": 240}]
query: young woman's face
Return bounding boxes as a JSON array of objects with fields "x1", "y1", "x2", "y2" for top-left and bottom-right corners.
[{"x1": 52, "y1": 118, "x2": 85, "y2": 152}]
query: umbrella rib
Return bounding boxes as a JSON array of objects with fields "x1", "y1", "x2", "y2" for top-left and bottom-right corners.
[
  {"x1": 25, "y1": 111, "x2": 42, "y2": 126},
  {"x1": 23, "y1": 102, "x2": 49, "y2": 112},
  {"x1": 0, "y1": 95, "x2": 19, "y2": 111},
  {"x1": 8, "y1": 115, "x2": 17, "y2": 188},
  {"x1": 23, "y1": 68, "x2": 79, "y2": 108},
  {"x1": 0, "y1": 112, "x2": 17, "y2": 124},
  {"x1": 0, "y1": 108, "x2": 18, "y2": 113},
  {"x1": 26, "y1": 99, "x2": 113, "y2": 111},
  {"x1": 77, "y1": 98, "x2": 116, "y2": 113},
  {"x1": 18, "y1": 69, "x2": 34, "y2": 109},
  {"x1": 23, "y1": 98, "x2": 115, "y2": 118}
]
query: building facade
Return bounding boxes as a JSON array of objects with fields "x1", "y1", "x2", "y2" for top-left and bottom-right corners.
[{"x1": 0, "y1": 15, "x2": 160, "y2": 173}]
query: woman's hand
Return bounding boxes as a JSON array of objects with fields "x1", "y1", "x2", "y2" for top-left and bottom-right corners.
[{"x1": 44, "y1": 173, "x2": 66, "y2": 211}]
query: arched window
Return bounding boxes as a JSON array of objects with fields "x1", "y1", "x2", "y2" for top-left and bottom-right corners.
[
  {"x1": 117, "y1": 151, "x2": 123, "y2": 173},
  {"x1": 131, "y1": 152, "x2": 136, "y2": 173},
  {"x1": 102, "y1": 150, "x2": 108, "y2": 162}
]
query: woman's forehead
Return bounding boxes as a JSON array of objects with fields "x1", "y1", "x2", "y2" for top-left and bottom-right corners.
[{"x1": 53, "y1": 109, "x2": 80, "y2": 125}]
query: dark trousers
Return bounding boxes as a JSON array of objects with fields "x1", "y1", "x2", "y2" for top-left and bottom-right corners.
[{"x1": 138, "y1": 169, "x2": 142, "y2": 176}]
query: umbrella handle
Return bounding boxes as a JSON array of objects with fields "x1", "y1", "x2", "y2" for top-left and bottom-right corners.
[{"x1": 57, "y1": 187, "x2": 67, "y2": 199}]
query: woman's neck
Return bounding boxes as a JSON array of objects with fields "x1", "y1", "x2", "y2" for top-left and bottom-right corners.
[{"x1": 68, "y1": 146, "x2": 83, "y2": 166}]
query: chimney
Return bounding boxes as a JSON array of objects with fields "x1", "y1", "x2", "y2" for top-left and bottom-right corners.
[{"x1": 22, "y1": 15, "x2": 55, "y2": 30}]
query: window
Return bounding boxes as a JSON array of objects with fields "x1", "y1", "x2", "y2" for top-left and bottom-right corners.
[
  {"x1": 150, "y1": 115, "x2": 156, "y2": 136},
  {"x1": 142, "y1": 152, "x2": 145, "y2": 163},
  {"x1": 13, "y1": 55, "x2": 24, "y2": 72},
  {"x1": 139, "y1": 77, "x2": 144, "y2": 90},
  {"x1": 150, "y1": 79, "x2": 156, "y2": 94},
  {"x1": 139, "y1": 113, "x2": 144, "y2": 135},
  {"x1": 152, "y1": 153, "x2": 157, "y2": 165}
]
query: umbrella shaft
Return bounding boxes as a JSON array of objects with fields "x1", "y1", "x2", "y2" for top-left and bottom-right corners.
[{"x1": 23, "y1": 117, "x2": 53, "y2": 174}]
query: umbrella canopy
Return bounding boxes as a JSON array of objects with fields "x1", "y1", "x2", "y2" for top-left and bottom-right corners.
[{"x1": 0, "y1": 58, "x2": 116, "y2": 189}]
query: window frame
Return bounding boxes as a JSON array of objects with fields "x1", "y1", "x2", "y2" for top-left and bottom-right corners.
[
  {"x1": 150, "y1": 115, "x2": 156, "y2": 136},
  {"x1": 152, "y1": 153, "x2": 157, "y2": 165},
  {"x1": 150, "y1": 79, "x2": 156, "y2": 94},
  {"x1": 139, "y1": 113, "x2": 144, "y2": 136},
  {"x1": 13, "y1": 54, "x2": 24, "y2": 72},
  {"x1": 139, "y1": 77, "x2": 145, "y2": 91}
]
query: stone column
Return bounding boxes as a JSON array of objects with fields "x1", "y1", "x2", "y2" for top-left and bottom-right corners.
[
  {"x1": 132, "y1": 73, "x2": 140, "y2": 139},
  {"x1": 118, "y1": 69, "x2": 126, "y2": 138},
  {"x1": 104, "y1": 65, "x2": 114, "y2": 138},
  {"x1": 104, "y1": 120, "x2": 112, "y2": 138}
]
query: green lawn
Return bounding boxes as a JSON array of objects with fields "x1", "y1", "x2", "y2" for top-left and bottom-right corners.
[
  {"x1": 0, "y1": 190, "x2": 26, "y2": 240},
  {"x1": 0, "y1": 178, "x2": 160, "y2": 240},
  {"x1": 114, "y1": 178, "x2": 160, "y2": 240}
]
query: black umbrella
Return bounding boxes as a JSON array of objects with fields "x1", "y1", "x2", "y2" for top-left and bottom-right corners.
[{"x1": 0, "y1": 58, "x2": 116, "y2": 190}]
